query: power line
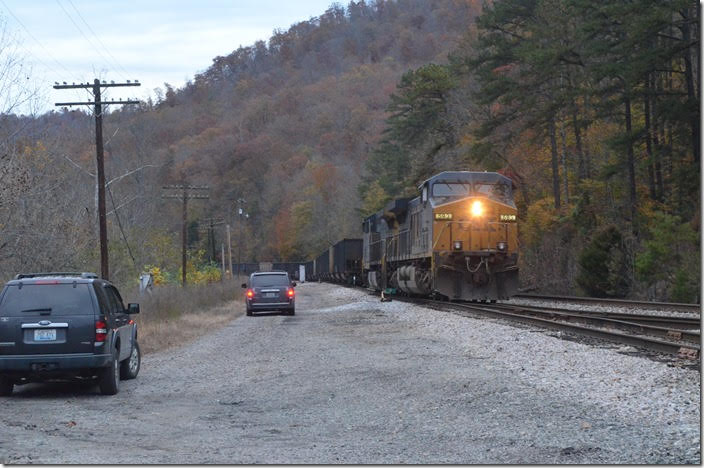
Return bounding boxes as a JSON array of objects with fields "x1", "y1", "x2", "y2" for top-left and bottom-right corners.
[
  {"x1": 55, "y1": 0, "x2": 128, "y2": 82},
  {"x1": 0, "y1": 0, "x2": 80, "y2": 82},
  {"x1": 65, "y1": 0, "x2": 131, "y2": 80}
]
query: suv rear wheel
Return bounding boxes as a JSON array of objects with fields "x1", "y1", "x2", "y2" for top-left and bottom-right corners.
[
  {"x1": 0, "y1": 377, "x2": 13, "y2": 396},
  {"x1": 120, "y1": 341, "x2": 140, "y2": 380},
  {"x1": 98, "y1": 347, "x2": 120, "y2": 395}
]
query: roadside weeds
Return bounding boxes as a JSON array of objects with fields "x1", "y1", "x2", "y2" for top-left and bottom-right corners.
[{"x1": 125, "y1": 282, "x2": 244, "y2": 354}]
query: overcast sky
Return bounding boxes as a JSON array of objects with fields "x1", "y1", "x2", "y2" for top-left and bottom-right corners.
[{"x1": 0, "y1": 0, "x2": 334, "y2": 114}]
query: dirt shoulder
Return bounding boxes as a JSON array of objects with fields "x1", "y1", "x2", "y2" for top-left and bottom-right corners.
[{"x1": 137, "y1": 300, "x2": 243, "y2": 354}]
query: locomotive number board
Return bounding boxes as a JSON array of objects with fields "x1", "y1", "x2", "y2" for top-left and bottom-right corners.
[
  {"x1": 499, "y1": 214, "x2": 517, "y2": 222},
  {"x1": 434, "y1": 213, "x2": 453, "y2": 220}
]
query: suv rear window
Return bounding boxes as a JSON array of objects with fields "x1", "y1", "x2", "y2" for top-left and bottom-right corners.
[
  {"x1": 251, "y1": 274, "x2": 289, "y2": 287},
  {"x1": 0, "y1": 284, "x2": 95, "y2": 317}
]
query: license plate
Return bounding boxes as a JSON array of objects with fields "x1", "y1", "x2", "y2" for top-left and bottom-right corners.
[
  {"x1": 34, "y1": 329, "x2": 56, "y2": 341},
  {"x1": 264, "y1": 293, "x2": 278, "y2": 298}
]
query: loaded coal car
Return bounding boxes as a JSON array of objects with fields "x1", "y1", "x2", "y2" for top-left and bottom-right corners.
[
  {"x1": 272, "y1": 262, "x2": 299, "y2": 279},
  {"x1": 231, "y1": 263, "x2": 259, "y2": 278},
  {"x1": 313, "y1": 250, "x2": 330, "y2": 282},
  {"x1": 331, "y1": 238, "x2": 363, "y2": 285},
  {"x1": 303, "y1": 260, "x2": 314, "y2": 282},
  {"x1": 362, "y1": 171, "x2": 518, "y2": 301}
]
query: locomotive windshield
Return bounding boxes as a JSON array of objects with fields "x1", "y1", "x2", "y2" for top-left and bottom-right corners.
[
  {"x1": 473, "y1": 182, "x2": 513, "y2": 205},
  {"x1": 431, "y1": 179, "x2": 514, "y2": 206},
  {"x1": 432, "y1": 182, "x2": 471, "y2": 198}
]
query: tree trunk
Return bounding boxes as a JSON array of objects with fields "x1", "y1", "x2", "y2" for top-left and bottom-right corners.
[
  {"x1": 559, "y1": 121, "x2": 569, "y2": 202},
  {"x1": 548, "y1": 117, "x2": 561, "y2": 209},
  {"x1": 653, "y1": 73, "x2": 665, "y2": 199},
  {"x1": 623, "y1": 91, "x2": 637, "y2": 222},
  {"x1": 644, "y1": 75, "x2": 657, "y2": 201},
  {"x1": 680, "y1": 6, "x2": 700, "y2": 165},
  {"x1": 571, "y1": 106, "x2": 585, "y2": 181}
]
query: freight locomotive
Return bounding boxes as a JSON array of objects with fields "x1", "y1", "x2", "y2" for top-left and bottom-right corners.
[
  {"x1": 362, "y1": 171, "x2": 518, "y2": 301},
  {"x1": 305, "y1": 171, "x2": 519, "y2": 301}
]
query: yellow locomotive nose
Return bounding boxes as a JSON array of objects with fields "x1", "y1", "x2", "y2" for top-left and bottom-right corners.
[{"x1": 470, "y1": 200, "x2": 483, "y2": 217}]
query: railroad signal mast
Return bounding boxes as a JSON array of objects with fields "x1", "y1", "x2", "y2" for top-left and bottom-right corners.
[
  {"x1": 54, "y1": 79, "x2": 141, "y2": 281},
  {"x1": 161, "y1": 184, "x2": 210, "y2": 287}
]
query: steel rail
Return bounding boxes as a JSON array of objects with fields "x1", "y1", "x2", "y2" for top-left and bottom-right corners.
[
  {"x1": 515, "y1": 293, "x2": 701, "y2": 313},
  {"x1": 498, "y1": 303, "x2": 700, "y2": 330},
  {"x1": 489, "y1": 303, "x2": 700, "y2": 344},
  {"x1": 394, "y1": 296, "x2": 700, "y2": 357}
]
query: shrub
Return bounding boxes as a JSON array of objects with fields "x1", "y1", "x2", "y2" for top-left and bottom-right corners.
[
  {"x1": 636, "y1": 212, "x2": 699, "y2": 302},
  {"x1": 577, "y1": 226, "x2": 630, "y2": 297}
]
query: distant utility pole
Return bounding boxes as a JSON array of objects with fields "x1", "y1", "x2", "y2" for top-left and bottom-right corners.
[
  {"x1": 197, "y1": 217, "x2": 224, "y2": 263},
  {"x1": 236, "y1": 198, "x2": 248, "y2": 279},
  {"x1": 221, "y1": 243, "x2": 226, "y2": 280},
  {"x1": 226, "y1": 224, "x2": 233, "y2": 280},
  {"x1": 54, "y1": 79, "x2": 141, "y2": 280},
  {"x1": 162, "y1": 184, "x2": 210, "y2": 286}
]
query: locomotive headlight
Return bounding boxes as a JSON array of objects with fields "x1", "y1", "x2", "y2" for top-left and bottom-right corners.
[
  {"x1": 470, "y1": 200, "x2": 483, "y2": 217},
  {"x1": 453, "y1": 241, "x2": 463, "y2": 251},
  {"x1": 497, "y1": 241, "x2": 508, "y2": 251}
]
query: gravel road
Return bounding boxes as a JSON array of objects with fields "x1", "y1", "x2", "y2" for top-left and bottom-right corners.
[{"x1": 0, "y1": 282, "x2": 699, "y2": 464}]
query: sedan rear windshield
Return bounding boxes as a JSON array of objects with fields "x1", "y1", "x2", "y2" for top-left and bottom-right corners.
[
  {"x1": 0, "y1": 284, "x2": 94, "y2": 317},
  {"x1": 251, "y1": 274, "x2": 289, "y2": 287}
]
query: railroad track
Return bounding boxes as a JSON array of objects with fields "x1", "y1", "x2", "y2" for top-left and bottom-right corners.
[
  {"x1": 515, "y1": 293, "x2": 701, "y2": 314},
  {"x1": 388, "y1": 295, "x2": 701, "y2": 358}
]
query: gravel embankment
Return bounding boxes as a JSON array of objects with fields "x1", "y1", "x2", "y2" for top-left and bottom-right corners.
[
  {"x1": 506, "y1": 297, "x2": 701, "y2": 319},
  {"x1": 0, "y1": 282, "x2": 699, "y2": 464}
]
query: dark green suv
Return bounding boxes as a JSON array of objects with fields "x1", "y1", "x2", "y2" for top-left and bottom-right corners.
[{"x1": 0, "y1": 272, "x2": 141, "y2": 396}]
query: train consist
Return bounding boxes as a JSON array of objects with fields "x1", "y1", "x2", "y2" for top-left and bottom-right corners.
[{"x1": 306, "y1": 171, "x2": 519, "y2": 301}]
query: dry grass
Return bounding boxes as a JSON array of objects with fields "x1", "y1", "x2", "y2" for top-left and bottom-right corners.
[{"x1": 124, "y1": 281, "x2": 245, "y2": 355}]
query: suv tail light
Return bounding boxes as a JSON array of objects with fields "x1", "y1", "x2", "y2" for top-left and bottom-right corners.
[
  {"x1": 246, "y1": 289, "x2": 254, "y2": 299},
  {"x1": 95, "y1": 320, "x2": 107, "y2": 342},
  {"x1": 287, "y1": 288, "x2": 295, "y2": 298}
]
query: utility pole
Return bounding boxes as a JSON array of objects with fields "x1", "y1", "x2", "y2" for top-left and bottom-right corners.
[
  {"x1": 197, "y1": 217, "x2": 224, "y2": 263},
  {"x1": 221, "y1": 243, "x2": 225, "y2": 280},
  {"x1": 162, "y1": 184, "x2": 209, "y2": 286},
  {"x1": 226, "y1": 224, "x2": 233, "y2": 280},
  {"x1": 236, "y1": 198, "x2": 248, "y2": 279},
  {"x1": 54, "y1": 79, "x2": 141, "y2": 280}
]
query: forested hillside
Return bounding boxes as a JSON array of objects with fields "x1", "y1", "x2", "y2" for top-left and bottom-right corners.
[
  {"x1": 0, "y1": 1, "x2": 483, "y2": 286},
  {"x1": 0, "y1": 0, "x2": 698, "y2": 301},
  {"x1": 362, "y1": 0, "x2": 700, "y2": 301}
]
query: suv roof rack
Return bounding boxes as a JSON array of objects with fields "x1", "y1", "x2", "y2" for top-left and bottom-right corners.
[{"x1": 14, "y1": 272, "x2": 100, "y2": 280}]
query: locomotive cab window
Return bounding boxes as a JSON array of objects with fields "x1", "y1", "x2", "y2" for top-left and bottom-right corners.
[
  {"x1": 473, "y1": 182, "x2": 514, "y2": 206},
  {"x1": 432, "y1": 182, "x2": 471, "y2": 198}
]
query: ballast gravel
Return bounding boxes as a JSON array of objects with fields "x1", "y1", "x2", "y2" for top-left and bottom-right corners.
[
  {"x1": 506, "y1": 297, "x2": 700, "y2": 319},
  {"x1": 0, "y1": 282, "x2": 699, "y2": 464}
]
